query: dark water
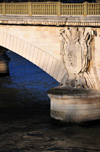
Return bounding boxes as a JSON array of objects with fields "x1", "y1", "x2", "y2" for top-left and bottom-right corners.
[{"x1": 0, "y1": 51, "x2": 100, "y2": 152}]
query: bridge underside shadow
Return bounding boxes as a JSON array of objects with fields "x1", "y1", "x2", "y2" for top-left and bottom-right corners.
[{"x1": 0, "y1": 50, "x2": 59, "y2": 121}]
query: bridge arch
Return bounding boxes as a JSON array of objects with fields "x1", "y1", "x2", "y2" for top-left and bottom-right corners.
[{"x1": 0, "y1": 30, "x2": 66, "y2": 83}]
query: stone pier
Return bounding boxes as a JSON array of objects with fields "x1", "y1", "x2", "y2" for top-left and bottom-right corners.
[
  {"x1": 48, "y1": 86, "x2": 100, "y2": 123},
  {"x1": 47, "y1": 26, "x2": 100, "y2": 123},
  {"x1": 0, "y1": 46, "x2": 10, "y2": 76}
]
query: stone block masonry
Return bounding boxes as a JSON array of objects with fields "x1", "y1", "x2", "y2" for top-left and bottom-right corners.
[{"x1": 0, "y1": 16, "x2": 100, "y2": 89}]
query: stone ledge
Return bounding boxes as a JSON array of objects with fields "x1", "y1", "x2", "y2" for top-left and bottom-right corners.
[
  {"x1": 47, "y1": 86, "x2": 100, "y2": 97},
  {"x1": 0, "y1": 15, "x2": 100, "y2": 26}
]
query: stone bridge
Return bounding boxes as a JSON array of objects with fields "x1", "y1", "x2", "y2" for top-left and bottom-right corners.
[{"x1": 0, "y1": 15, "x2": 100, "y2": 90}]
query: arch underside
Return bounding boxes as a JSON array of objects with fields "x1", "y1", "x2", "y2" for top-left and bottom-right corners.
[{"x1": 0, "y1": 30, "x2": 66, "y2": 83}]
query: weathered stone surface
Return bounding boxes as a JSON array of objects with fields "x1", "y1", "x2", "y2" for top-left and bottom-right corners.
[
  {"x1": 0, "y1": 16, "x2": 99, "y2": 89},
  {"x1": 48, "y1": 86, "x2": 100, "y2": 123}
]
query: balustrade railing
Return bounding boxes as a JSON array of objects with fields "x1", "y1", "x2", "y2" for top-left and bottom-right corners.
[{"x1": 0, "y1": 2, "x2": 100, "y2": 16}]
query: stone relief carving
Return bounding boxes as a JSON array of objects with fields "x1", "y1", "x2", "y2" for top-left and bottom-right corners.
[{"x1": 60, "y1": 27, "x2": 94, "y2": 88}]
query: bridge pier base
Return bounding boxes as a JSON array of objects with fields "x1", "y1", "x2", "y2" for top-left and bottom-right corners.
[
  {"x1": 0, "y1": 46, "x2": 10, "y2": 77},
  {"x1": 47, "y1": 86, "x2": 100, "y2": 124}
]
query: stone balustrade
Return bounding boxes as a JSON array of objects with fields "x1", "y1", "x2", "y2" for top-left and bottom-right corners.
[{"x1": 0, "y1": 2, "x2": 100, "y2": 16}]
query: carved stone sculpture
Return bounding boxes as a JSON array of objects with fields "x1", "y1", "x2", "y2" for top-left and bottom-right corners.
[{"x1": 60, "y1": 27, "x2": 93, "y2": 88}]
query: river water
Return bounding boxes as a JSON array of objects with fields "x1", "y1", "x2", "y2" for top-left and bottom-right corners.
[{"x1": 0, "y1": 51, "x2": 100, "y2": 152}]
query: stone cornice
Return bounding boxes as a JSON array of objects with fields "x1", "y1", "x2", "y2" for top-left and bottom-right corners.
[{"x1": 0, "y1": 15, "x2": 100, "y2": 27}]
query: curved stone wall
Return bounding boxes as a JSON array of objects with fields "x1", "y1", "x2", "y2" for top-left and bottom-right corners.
[{"x1": 0, "y1": 30, "x2": 67, "y2": 83}]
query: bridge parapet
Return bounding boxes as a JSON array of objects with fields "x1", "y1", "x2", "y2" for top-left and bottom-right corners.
[{"x1": 0, "y1": 2, "x2": 100, "y2": 16}]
